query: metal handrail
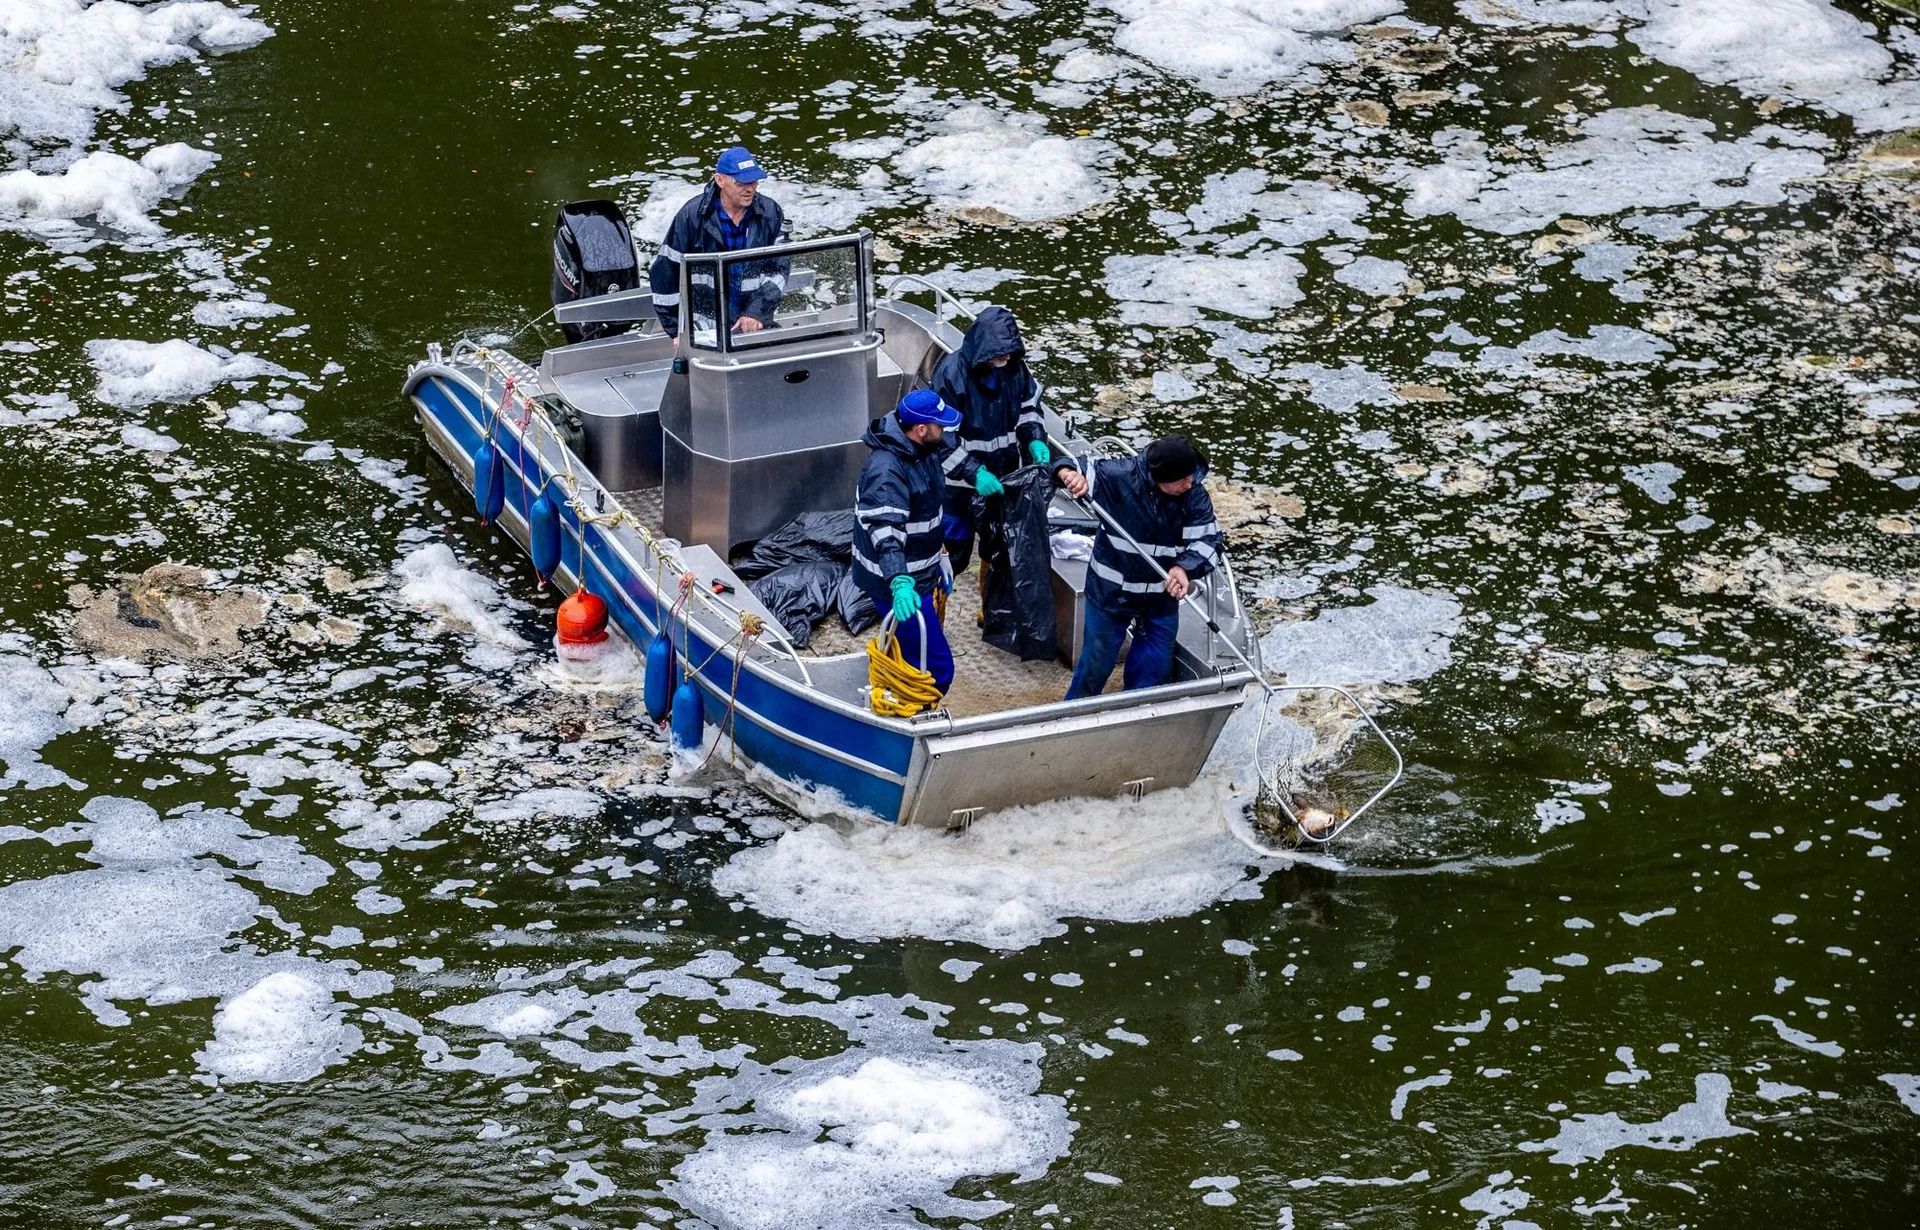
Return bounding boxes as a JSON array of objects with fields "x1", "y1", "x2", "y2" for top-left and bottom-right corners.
[
  {"x1": 696, "y1": 588, "x2": 815, "y2": 687},
  {"x1": 883, "y1": 274, "x2": 979, "y2": 325}
]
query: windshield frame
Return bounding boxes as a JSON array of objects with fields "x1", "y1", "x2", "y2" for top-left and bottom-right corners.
[{"x1": 678, "y1": 230, "x2": 874, "y2": 355}]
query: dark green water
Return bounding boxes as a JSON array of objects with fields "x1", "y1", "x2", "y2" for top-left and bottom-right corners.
[{"x1": 2, "y1": 0, "x2": 1917, "y2": 1226}]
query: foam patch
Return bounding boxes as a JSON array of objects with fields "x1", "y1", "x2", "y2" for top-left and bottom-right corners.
[
  {"x1": 1104, "y1": 250, "x2": 1306, "y2": 326},
  {"x1": 667, "y1": 1047, "x2": 1072, "y2": 1228},
  {"x1": 1520, "y1": 1072, "x2": 1752, "y2": 1164},
  {"x1": 1259, "y1": 586, "x2": 1462, "y2": 685},
  {"x1": 86, "y1": 337, "x2": 284, "y2": 408},
  {"x1": 712, "y1": 778, "x2": 1266, "y2": 949},
  {"x1": 394, "y1": 543, "x2": 532, "y2": 651},
  {"x1": 0, "y1": 649, "x2": 76, "y2": 789},
  {"x1": 196, "y1": 970, "x2": 362, "y2": 1083},
  {"x1": 1393, "y1": 108, "x2": 1828, "y2": 235},
  {"x1": 0, "y1": 144, "x2": 217, "y2": 235},
  {"x1": 895, "y1": 105, "x2": 1111, "y2": 222},
  {"x1": 1096, "y1": 0, "x2": 1405, "y2": 95},
  {"x1": 0, "y1": 0, "x2": 272, "y2": 163}
]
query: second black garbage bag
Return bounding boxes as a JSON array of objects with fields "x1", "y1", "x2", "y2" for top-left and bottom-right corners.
[{"x1": 974, "y1": 465, "x2": 1057, "y2": 661}]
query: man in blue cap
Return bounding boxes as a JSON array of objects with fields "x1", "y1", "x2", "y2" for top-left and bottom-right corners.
[
  {"x1": 852, "y1": 389, "x2": 963, "y2": 697},
  {"x1": 648, "y1": 145, "x2": 789, "y2": 339}
]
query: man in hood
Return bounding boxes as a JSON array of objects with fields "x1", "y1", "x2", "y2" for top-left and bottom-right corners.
[
  {"x1": 648, "y1": 145, "x2": 789, "y2": 339},
  {"x1": 1051, "y1": 435, "x2": 1222, "y2": 699},
  {"x1": 929, "y1": 306, "x2": 1050, "y2": 572},
  {"x1": 851, "y1": 389, "x2": 963, "y2": 698}
]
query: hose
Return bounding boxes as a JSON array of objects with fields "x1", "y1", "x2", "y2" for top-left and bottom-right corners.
[{"x1": 866, "y1": 617, "x2": 941, "y2": 717}]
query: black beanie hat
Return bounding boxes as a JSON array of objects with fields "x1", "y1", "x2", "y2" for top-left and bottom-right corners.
[{"x1": 1145, "y1": 435, "x2": 1202, "y2": 483}]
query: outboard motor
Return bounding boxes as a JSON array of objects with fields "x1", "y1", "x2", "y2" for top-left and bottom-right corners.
[{"x1": 551, "y1": 199, "x2": 640, "y2": 343}]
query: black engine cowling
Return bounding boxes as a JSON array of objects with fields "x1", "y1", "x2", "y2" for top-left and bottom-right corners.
[{"x1": 551, "y1": 199, "x2": 639, "y2": 343}]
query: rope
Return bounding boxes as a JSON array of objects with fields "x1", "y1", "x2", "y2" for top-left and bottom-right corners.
[
  {"x1": 865, "y1": 629, "x2": 941, "y2": 717},
  {"x1": 697, "y1": 612, "x2": 763, "y2": 769}
]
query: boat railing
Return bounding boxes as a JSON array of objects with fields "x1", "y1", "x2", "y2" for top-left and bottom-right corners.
[{"x1": 883, "y1": 274, "x2": 979, "y2": 327}]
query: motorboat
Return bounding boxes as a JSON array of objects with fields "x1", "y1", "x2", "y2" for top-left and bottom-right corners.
[{"x1": 403, "y1": 202, "x2": 1263, "y2": 826}]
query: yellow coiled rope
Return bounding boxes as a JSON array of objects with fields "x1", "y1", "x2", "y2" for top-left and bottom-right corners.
[{"x1": 866, "y1": 630, "x2": 941, "y2": 717}]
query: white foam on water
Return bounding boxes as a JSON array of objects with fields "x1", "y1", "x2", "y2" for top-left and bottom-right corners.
[
  {"x1": 0, "y1": 143, "x2": 216, "y2": 235},
  {"x1": 0, "y1": 648, "x2": 77, "y2": 789},
  {"x1": 394, "y1": 543, "x2": 531, "y2": 651},
  {"x1": 1278, "y1": 362, "x2": 1398, "y2": 413},
  {"x1": 85, "y1": 337, "x2": 284, "y2": 409},
  {"x1": 195, "y1": 970, "x2": 362, "y2": 1084},
  {"x1": 555, "y1": 1159, "x2": 616, "y2": 1206},
  {"x1": 223, "y1": 398, "x2": 306, "y2": 440},
  {"x1": 0, "y1": 0, "x2": 272, "y2": 164},
  {"x1": 894, "y1": 106, "x2": 1111, "y2": 222},
  {"x1": 1103, "y1": 250, "x2": 1305, "y2": 326},
  {"x1": 1880, "y1": 1074, "x2": 1920, "y2": 1114},
  {"x1": 1333, "y1": 256, "x2": 1411, "y2": 297},
  {"x1": 472, "y1": 786, "x2": 605, "y2": 824},
  {"x1": 1630, "y1": 0, "x2": 1920, "y2": 133},
  {"x1": 329, "y1": 798, "x2": 453, "y2": 851},
  {"x1": 1519, "y1": 1072, "x2": 1752, "y2": 1165},
  {"x1": 0, "y1": 390, "x2": 79, "y2": 426},
  {"x1": 1752, "y1": 1014, "x2": 1844, "y2": 1057},
  {"x1": 120, "y1": 423, "x2": 179, "y2": 453},
  {"x1": 1460, "y1": 1171, "x2": 1532, "y2": 1229},
  {"x1": 192, "y1": 296, "x2": 292, "y2": 328},
  {"x1": 1393, "y1": 109, "x2": 1827, "y2": 235},
  {"x1": 668, "y1": 1050, "x2": 1071, "y2": 1229},
  {"x1": 1390, "y1": 1071, "x2": 1451, "y2": 1120},
  {"x1": 1622, "y1": 462, "x2": 1684, "y2": 504},
  {"x1": 1095, "y1": 0, "x2": 1405, "y2": 95},
  {"x1": 712, "y1": 778, "x2": 1267, "y2": 949},
  {"x1": 1259, "y1": 586, "x2": 1462, "y2": 686}
]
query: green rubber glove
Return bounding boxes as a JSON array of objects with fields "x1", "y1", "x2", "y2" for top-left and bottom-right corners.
[
  {"x1": 1028, "y1": 440, "x2": 1051, "y2": 465},
  {"x1": 974, "y1": 468, "x2": 1004, "y2": 498},
  {"x1": 889, "y1": 575, "x2": 920, "y2": 624}
]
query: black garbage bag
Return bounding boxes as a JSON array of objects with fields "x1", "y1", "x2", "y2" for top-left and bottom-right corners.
[
  {"x1": 735, "y1": 511, "x2": 858, "y2": 580},
  {"x1": 837, "y1": 567, "x2": 880, "y2": 636},
  {"x1": 975, "y1": 465, "x2": 1057, "y2": 661},
  {"x1": 747, "y1": 560, "x2": 842, "y2": 649}
]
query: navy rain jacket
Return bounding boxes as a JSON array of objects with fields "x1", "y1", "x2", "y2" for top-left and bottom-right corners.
[
  {"x1": 852, "y1": 414, "x2": 951, "y2": 605},
  {"x1": 930, "y1": 306, "x2": 1045, "y2": 490},
  {"x1": 648, "y1": 182, "x2": 789, "y2": 337},
  {"x1": 1062, "y1": 453, "x2": 1224, "y2": 617}
]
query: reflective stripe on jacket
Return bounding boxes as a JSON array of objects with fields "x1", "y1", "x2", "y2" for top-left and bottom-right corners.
[{"x1": 1063, "y1": 453, "x2": 1223, "y2": 615}]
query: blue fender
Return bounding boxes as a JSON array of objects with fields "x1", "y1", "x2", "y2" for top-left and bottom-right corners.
[
  {"x1": 644, "y1": 633, "x2": 676, "y2": 722},
  {"x1": 474, "y1": 439, "x2": 505, "y2": 524},
  {"x1": 529, "y1": 488, "x2": 561, "y2": 585},
  {"x1": 670, "y1": 678, "x2": 704, "y2": 751}
]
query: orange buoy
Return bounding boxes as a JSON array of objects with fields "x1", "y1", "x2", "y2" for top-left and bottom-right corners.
[{"x1": 556, "y1": 590, "x2": 609, "y2": 645}]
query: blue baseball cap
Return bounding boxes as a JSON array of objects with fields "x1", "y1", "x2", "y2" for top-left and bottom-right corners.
[
  {"x1": 715, "y1": 145, "x2": 767, "y2": 183},
  {"x1": 896, "y1": 388, "x2": 961, "y2": 429}
]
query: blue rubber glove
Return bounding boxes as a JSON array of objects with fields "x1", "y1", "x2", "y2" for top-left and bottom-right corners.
[
  {"x1": 889, "y1": 575, "x2": 920, "y2": 624},
  {"x1": 974, "y1": 468, "x2": 1004, "y2": 498},
  {"x1": 1028, "y1": 440, "x2": 1051, "y2": 466}
]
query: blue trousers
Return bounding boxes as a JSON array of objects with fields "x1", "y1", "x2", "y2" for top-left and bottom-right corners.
[
  {"x1": 942, "y1": 488, "x2": 978, "y2": 572},
  {"x1": 872, "y1": 593, "x2": 955, "y2": 695},
  {"x1": 1064, "y1": 601, "x2": 1179, "y2": 700}
]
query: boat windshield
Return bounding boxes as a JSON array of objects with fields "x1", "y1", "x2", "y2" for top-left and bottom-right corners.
[{"x1": 681, "y1": 233, "x2": 872, "y2": 354}]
